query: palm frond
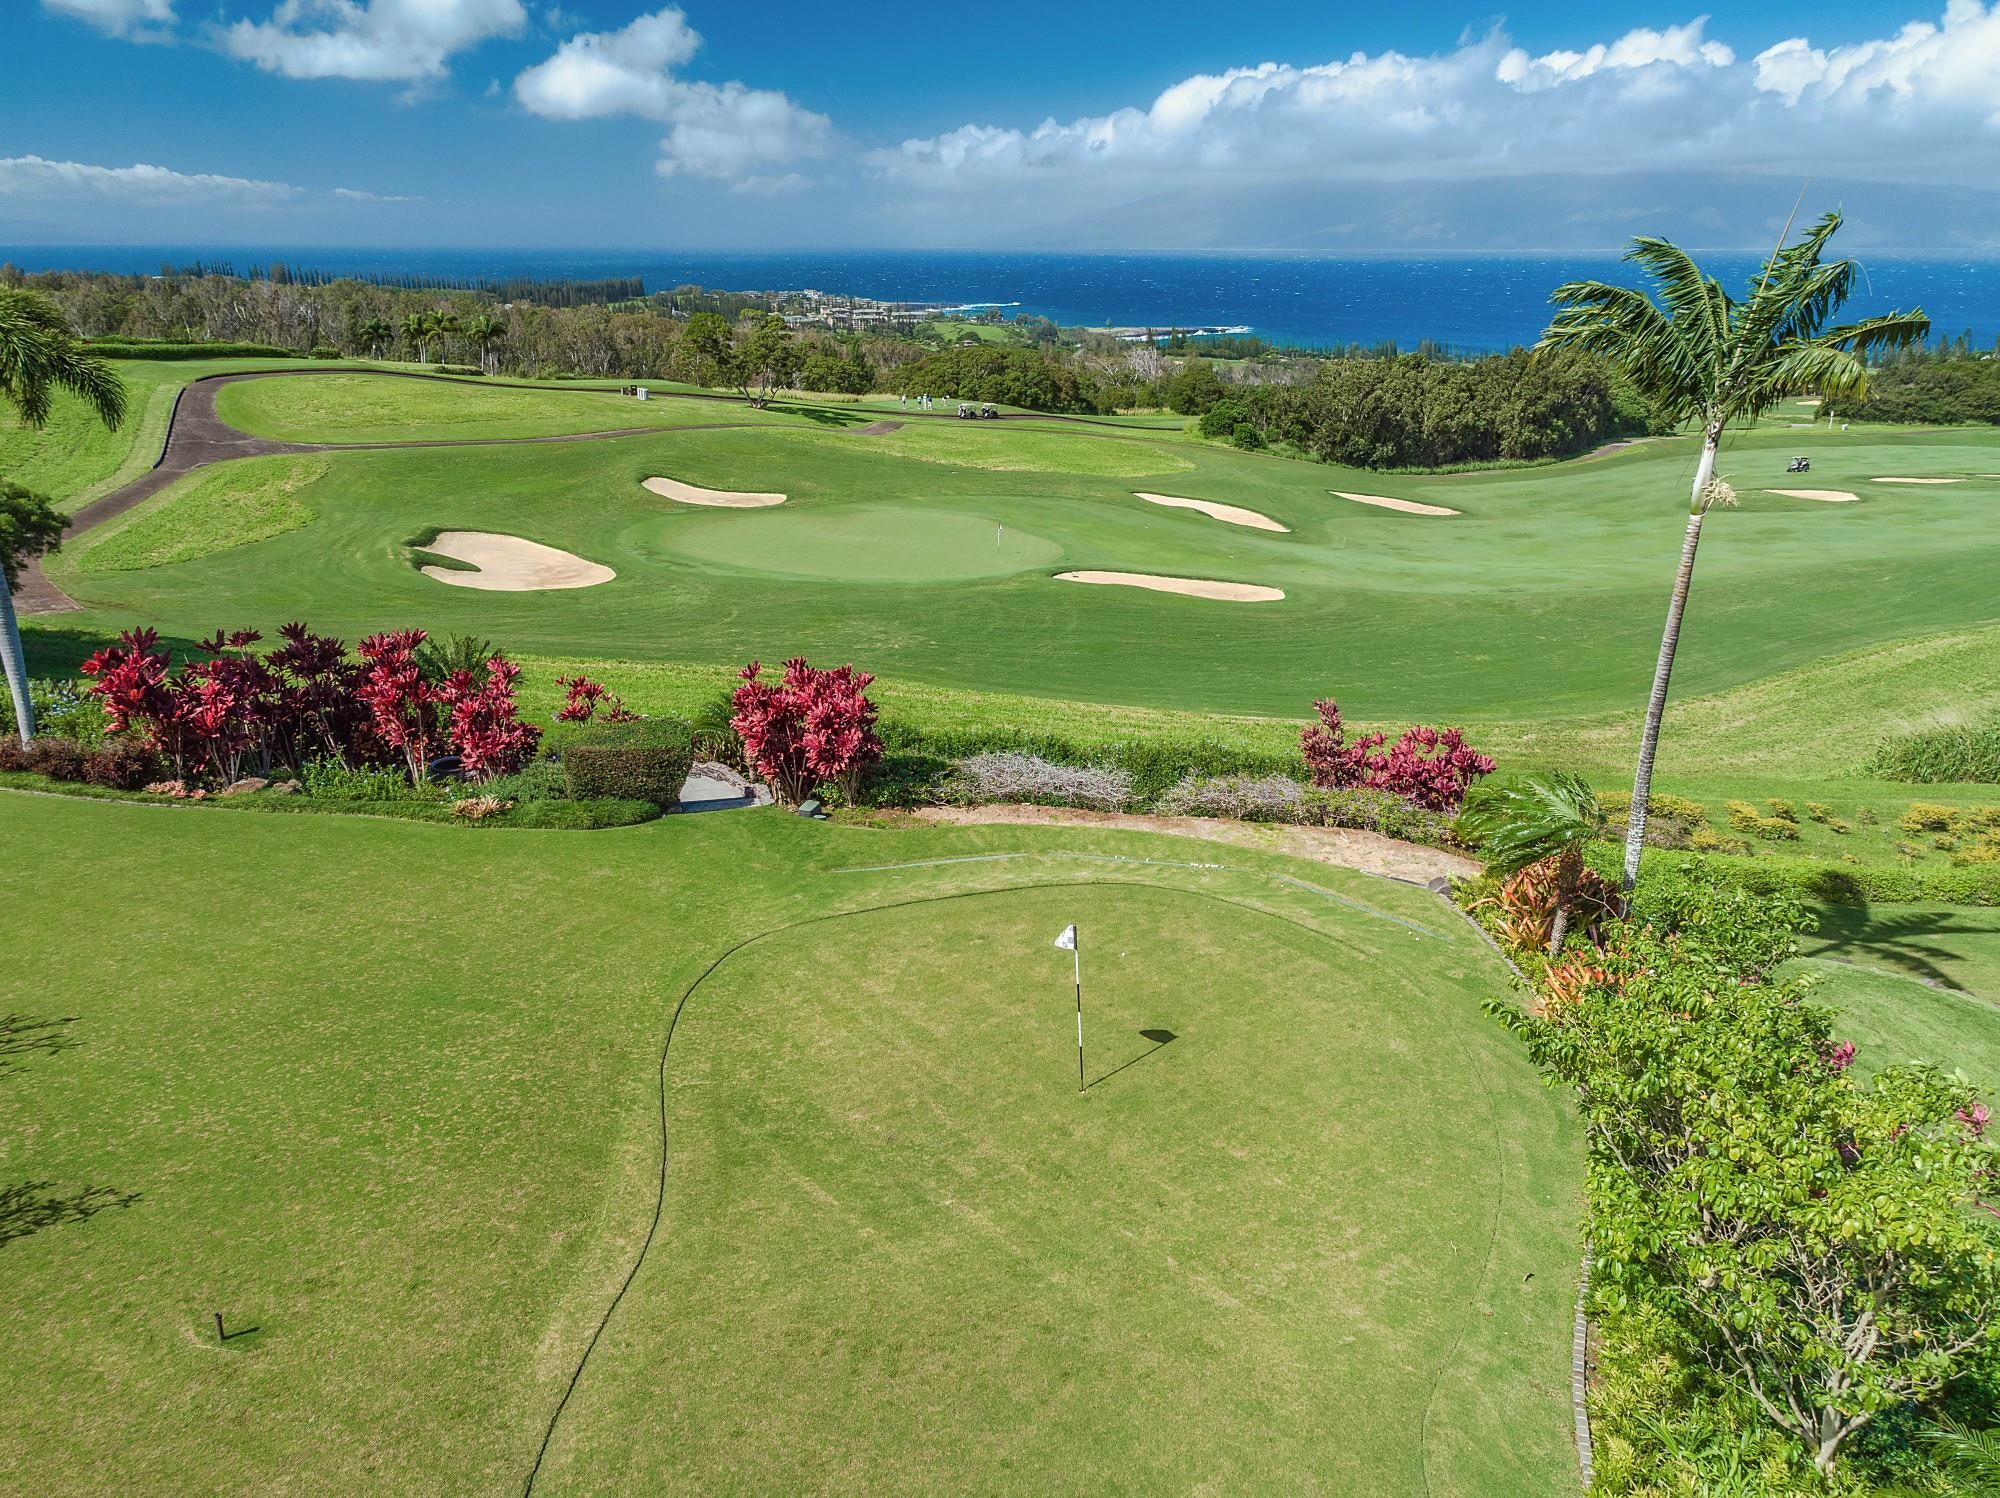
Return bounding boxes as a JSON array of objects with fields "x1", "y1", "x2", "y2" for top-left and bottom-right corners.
[
  {"x1": 1459, "y1": 771, "x2": 1607, "y2": 878},
  {"x1": 1626, "y1": 236, "x2": 1731, "y2": 370},
  {"x1": 0, "y1": 288, "x2": 127, "y2": 431},
  {"x1": 1538, "y1": 281, "x2": 1707, "y2": 419},
  {"x1": 1919, "y1": 1417, "x2": 2000, "y2": 1491}
]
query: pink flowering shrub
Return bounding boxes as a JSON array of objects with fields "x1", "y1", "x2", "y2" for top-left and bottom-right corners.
[
  {"x1": 439, "y1": 656, "x2": 540, "y2": 780},
  {"x1": 554, "y1": 674, "x2": 639, "y2": 725},
  {"x1": 1300, "y1": 696, "x2": 1495, "y2": 812},
  {"x1": 356, "y1": 629, "x2": 446, "y2": 783},
  {"x1": 731, "y1": 658, "x2": 882, "y2": 806}
]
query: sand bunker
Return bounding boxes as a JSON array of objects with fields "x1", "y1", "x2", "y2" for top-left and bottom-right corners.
[
  {"x1": 1055, "y1": 570, "x2": 1284, "y2": 602},
  {"x1": 1767, "y1": 488, "x2": 1860, "y2": 503},
  {"x1": 1797, "y1": 397, "x2": 1824, "y2": 407},
  {"x1": 1873, "y1": 477, "x2": 1963, "y2": 485},
  {"x1": 1134, "y1": 492, "x2": 1289, "y2": 533},
  {"x1": 1332, "y1": 490, "x2": 1460, "y2": 517},
  {"x1": 419, "y1": 531, "x2": 614, "y2": 591},
  {"x1": 642, "y1": 476, "x2": 786, "y2": 508}
]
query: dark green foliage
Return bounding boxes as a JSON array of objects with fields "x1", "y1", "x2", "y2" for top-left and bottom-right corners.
[
  {"x1": 871, "y1": 719, "x2": 1303, "y2": 804},
  {"x1": 1825, "y1": 355, "x2": 2000, "y2": 425},
  {"x1": 81, "y1": 340, "x2": 302, "y2": 360},
  {"x1": 688, "y1": 689, "x2": 745, "y2": 769},
  {"x1": 890, "y1": 345, "x2": 1100, "y2": 413},
  {"x1": 1229, "y1": 348, "x2": 1639, "y2": 469},
  {"x1": 1299, "y1": 787, "x2": 1457, "y2": 846},
  {"x1": 1867, "y1": 714, "x2": 2000, "y2": 783},
  {"x1": 560, "y1": 716, "x2": 694, "y2": 807},
  {"x1": 1632, "y1": 847, "x2": 2000, "y2": 907},
  {"x1": 0, "y1": 479, "x2": 68, "y2": 586},
  {"x1": 1164, "y1": 359, "x2": 1226, "y2": 416},
  {"x1": 500, "y1": 797, "x2": 658, "y2": 829},
  {"x1": 1196, "y1": 399, "x2": 1246, "y2": 437}
]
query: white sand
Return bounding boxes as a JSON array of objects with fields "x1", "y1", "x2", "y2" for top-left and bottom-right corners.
[
  {"x1": 1797, "y1": 397, "x2": 1824, "y2": 407},
  {"x1": 1331, "y1": 490, "x2": 1460, "y2": 517},
  {"x1": 1872, "y1": 476, "x2": 1963, "y2": 485},
  {"x1": 1133, "y1": 492, "x2": 1289, "y2": 533},
  {"x1": 419, "y1": 531, "x2": 614, "y2": 591},
  {"x1": 642, "y1": 476, "x2": 786, "y2": 507},
  {"x1": 1055, "y1": 570, "x2": 1284, "y2": 602},
  {"x1": 1766, "y1": 488, "x2": 1861, "y2": 503}
]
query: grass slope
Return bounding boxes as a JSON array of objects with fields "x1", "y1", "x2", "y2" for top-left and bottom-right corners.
[
  {"x1": 67, "y1": 455, "x2": 328, "y2": 573},
  {"x1": 1802, "y1": 956, "x2": 2000, "y2": 1099},
  {"x1": 0, "y1": 796, "x2": 1578, "y2": 1495}
]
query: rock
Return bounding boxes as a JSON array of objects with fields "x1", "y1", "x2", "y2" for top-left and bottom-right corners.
[
  {"x1": 220, "y1": 777, "x2": 271, "y2": 797},
  {"x1": 269, "y1": 779, "x2": 302, "y2": 795}
]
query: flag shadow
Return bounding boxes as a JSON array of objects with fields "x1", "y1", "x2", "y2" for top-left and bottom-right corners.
[{"x1": 1084, "y1": 1029, "x2": 1178, "y2": 1092}]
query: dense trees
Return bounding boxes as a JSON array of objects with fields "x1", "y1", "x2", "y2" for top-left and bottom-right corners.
[
  {"x1": 1825, "y1": 351, "x2": 2000, "y2": 425},
  {"x1": 889, "y1": 345, "x2": 1101, "y2": 413}
]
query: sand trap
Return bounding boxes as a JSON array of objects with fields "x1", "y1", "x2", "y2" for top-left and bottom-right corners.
[
  {"x1": 1332, "y1": 490, "x2": 1460, "y2": 517},
  {"x1": 642, "y1": 476, "x2": 786, "y2": 507},
  {"x1": 1134, "y1": 492, "x2": 1289, "y2": 533},
  {"x1": 1872, "y1": 476, "x2": 1963, "y2": 485},
  {"x1": 1055, "y1": 570, "x2": 1284, "y2": 602},
  {"x1": 419, "y1": 531, "x2": 614, "y2": 591},
  {"x1": 1767, "y1": 488, "x2": 1861, "y2": 503},
  {"x1": 1797, "y1": 397, "x2": 1824, "y2": 407}
]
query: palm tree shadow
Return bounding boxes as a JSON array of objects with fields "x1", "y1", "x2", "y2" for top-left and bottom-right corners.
[
  {"x1": 0, "y1": 1013, "x2": 80, "y2": 1078},
  {"x1": 1802, "y1": 906, "x2": 1997, "y2": 995},
  {"x1": 0, "y1": 1181, "x2": 140, "y2": 1249}
]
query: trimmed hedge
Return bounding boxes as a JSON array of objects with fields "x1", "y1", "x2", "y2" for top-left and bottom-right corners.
[
  {"x1": 560, "y1": 717, "x2": 694, "y2": 808},
  {"x1": 84, "y1": 340, "x2": 304, "y2": 360},
  {"x1": 1636, "y1": 848, "x2": 2000, "y2": 908}
]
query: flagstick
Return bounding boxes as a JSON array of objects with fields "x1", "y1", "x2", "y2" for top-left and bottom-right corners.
[{"x1": 1073, "y1": 927, "x2": 1085, "y2": 1092}]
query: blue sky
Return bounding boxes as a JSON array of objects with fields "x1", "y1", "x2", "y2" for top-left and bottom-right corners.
[{"x1": 5, "y1": 1, "x2": 1999, "y2": 251}]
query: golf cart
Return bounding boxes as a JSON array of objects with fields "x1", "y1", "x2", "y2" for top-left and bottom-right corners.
[
  {"x1": 955, "y1": 402, "x2": 973, "y2": 419},
  {"x1": 978, "y1": 403, "x2": 1000, "y2": 419},
  {"x1": 1787, "y1": 456, "x2": 1811, "y2": 474}
]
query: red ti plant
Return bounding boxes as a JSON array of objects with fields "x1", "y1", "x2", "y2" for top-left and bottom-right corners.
[
  {"x1": 1300, "y1": 696, "x2": 1495, "y2": 813},
  {"x1": 82, "y1": 628, "x2": 187, "y2": 773},
  {"x1": 356, "y1": 629, "x2": 446, "y2": 782},
  {"x1": 82, "y1": 626, "x2": 278, "y2": 783},
  {"x1": 440, "y1": 656, "x2": 541, "y2": 780},
  {"x1": 554, "y1": 674, "x2": 639, "y2": 724},
  {"x1": 730, "y1": 658, "x2": 882, "y2": 806},
  {"x1": 264, "y1": 622, "x2": 369, "y2": 768}
]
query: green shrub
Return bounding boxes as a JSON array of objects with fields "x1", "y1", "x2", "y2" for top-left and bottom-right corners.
[
  {"x1": 502, "y1": 798, "x2": 658, "y2": 829},
  {"x1": 1727, "y1": 800, "x2": 1799, "y2": 840},
  {"x1": 481, "y1": 759, "x2": 568, "y2": 803},
  {"x1": 301, "y1": 756, "x2": 448, "y2": 802},
  {"x1": 560, "y1": 717, "x2": 693, "y2": 807},
  {"x1": 1804, "y1": 801, "x2": 1832, "y2": 823},
  {"x1": 0, "y1": 678, "x2": 107, "y2": 746},
  {"x1": 82, "y1": 339, "x2": 301, "y2": 360},
  {"x1": 1301, "y1": 787, "x2": 1458, "y2": 847},
  {"x1": 1599, "y1": 789, "x2": 1709, "y2": 826},
  {"x1": 1763, "y1": 798, "x2": 1796, "y2": 821},
  {"x1": 1900, "y1": 800, "x2": 1961, "y2": 834},
  {"x1": 1644, "y1": 848, "x2": 2000, "y2": 906}
]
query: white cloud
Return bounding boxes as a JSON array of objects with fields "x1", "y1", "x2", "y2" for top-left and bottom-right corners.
[
  {"x1": 220, "y1": 0, "x2": 527, "y2": 82},
  {"x1": 513, "y1": 6, "x2": 830, "y2": 183},
  {"x1": 873, "y1": 7, "x2": 2000, "y2": 195},
  {"x1": 41, "y1": 0, "x2": 175, "y2": 38},
  {"x1": 0, "y1": 154, "x2": 299, "y2": 200},
  {"x1": 729, "y1": 172, "x2": 809, "y2": 196},
  {"x1": 333, "y1": 185, "x2": 423, "y2": 201}
]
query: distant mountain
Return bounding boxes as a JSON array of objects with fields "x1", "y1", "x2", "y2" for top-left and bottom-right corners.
[{"x1": 993, "y1": 173, "x2": 2000, "y2": 254}]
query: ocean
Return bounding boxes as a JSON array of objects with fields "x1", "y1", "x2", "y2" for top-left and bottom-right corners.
[{"x1": 7, "y1": 245, "x2": 1999, "y2": 353}]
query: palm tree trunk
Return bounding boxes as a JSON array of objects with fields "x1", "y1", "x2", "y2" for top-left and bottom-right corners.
[
  {"x1": 1549, "y1": 846, "x2": 1581, "y2": 958},
  {"x1": 1621, "y1": 429, "x2": 1719, "y2": 894},
  {"x1": 0, "y1": 567, "x2": 35, "y2": 743}
]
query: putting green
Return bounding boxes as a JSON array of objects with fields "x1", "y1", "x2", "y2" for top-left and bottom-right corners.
[{"x1": 653, "y1": 505, "x2": 1063, "y2": 581}]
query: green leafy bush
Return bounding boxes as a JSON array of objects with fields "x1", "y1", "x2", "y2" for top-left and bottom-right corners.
[
  {"x1": 1599, "y1": 789, "x2": 1709, "y2": 827},
  {"x1": 1901, "y1": 801, "x2": 1962, "y2": 835},
  {"x1": 0, "y1": 678, "x2": 107, "y2": 745},
  {"x1": 560, "y1": 717, "x2": 693, "y2": 808},
  {"x1": 481, "y1": 759, "x2": 568, "y2": 803},
  {"x1": 301, "y1": 756, "x2": 448, "y2": 803},
  {"x1": 82, "y1": 339, "x2": 301, "y2": 360},
  {"x1": 1727, "y1": 799, "x2": 1799, "y2": 841}
]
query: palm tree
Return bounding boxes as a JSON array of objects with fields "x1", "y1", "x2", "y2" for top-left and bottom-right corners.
[
  {"x1": 1460, "y1": 771, "x2": 1607, "y2": 957},
  {"x1": 0, "y1": 288, "x2": 126, "y2": 742},
  {"x1": 1537, "y1": 210, "x2": 1929, "y2": 895},
  {"x1": 400, "y1": 312, "x2": 431, "y2": 365},
  {"x1": 461, "y1": 315, "x2": 503, "y2": 373},
  {"x1": 430, "y1": 312, "x2": 461, "y2": 365},
  {"x1": 355, "y1": 316, "x2": 393, "y2": 360}
]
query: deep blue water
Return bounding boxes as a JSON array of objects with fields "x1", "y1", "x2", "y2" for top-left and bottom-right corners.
[{"x1": 8, "y1": 245, "x2": 1999, "y2": 353}]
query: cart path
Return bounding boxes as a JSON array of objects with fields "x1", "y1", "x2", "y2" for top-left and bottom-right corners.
[{"x1": 16, "y1": 367, "x2": 1181, "y2": 613}]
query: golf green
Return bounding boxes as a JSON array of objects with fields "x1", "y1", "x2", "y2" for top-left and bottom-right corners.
[
  {"x1": 653, "y1": 504, "x2": 1063, "y2": 581},
  {"x1": 0, "y1": 795, "x2": 1580, "y2": 1496}
]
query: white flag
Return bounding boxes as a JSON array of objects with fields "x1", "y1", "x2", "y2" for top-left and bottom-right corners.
[{"x1": 1053, "y1": 924, "x2": 1077, "y2": 951}]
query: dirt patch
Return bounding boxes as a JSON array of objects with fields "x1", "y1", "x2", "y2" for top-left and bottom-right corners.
[
  {"x1": 418, "y1": 531, "x2": 614, "y2": 591},
  {"x1": 1872, "y1": 477, "x2": 1963, "y2": 485},
  {"x1": 1133, "y1": 492, "x2": 1289, "y2": 533},
  {"x1": 642, "y1": 476, "x2": 786, "y2": 507},
  {"x1": 1332, "y1": 490, "x2": 1460, "y2": 517},
  {"x1": 911, "y1": 803, "x2": 1477, "y2": 884},
  {"x1": 854, "y1": 421, "x2": 904, "y2": 436},
  {"x1": 1766, "y1": 488, "x2": 1861, "y2": 503},
  {"x1": 1054, "y1": 570, "x2": 1284, "y2": 602}
]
